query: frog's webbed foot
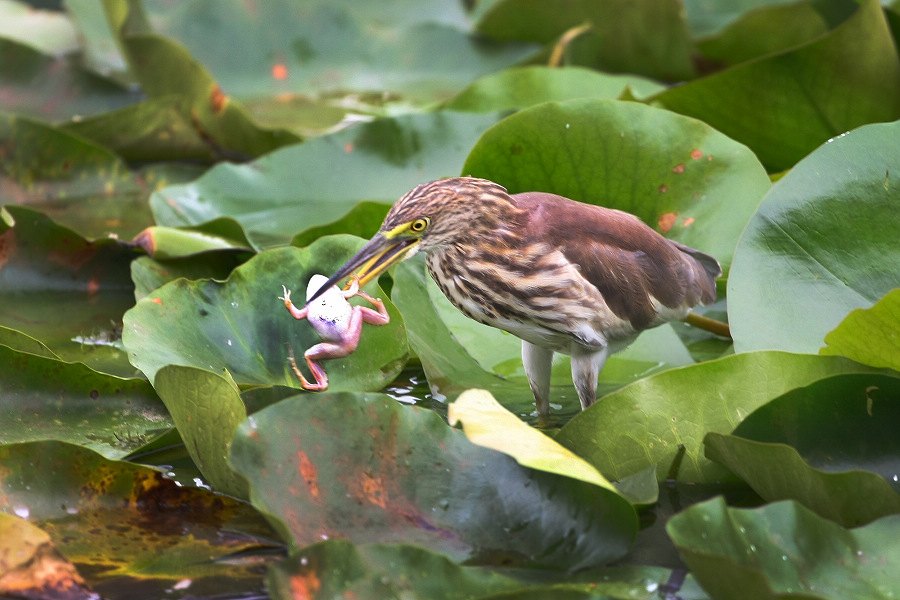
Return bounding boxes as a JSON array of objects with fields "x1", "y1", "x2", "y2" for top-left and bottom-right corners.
[{"x1": 280, "y1": 286, "x2": 309, "y2": 320}]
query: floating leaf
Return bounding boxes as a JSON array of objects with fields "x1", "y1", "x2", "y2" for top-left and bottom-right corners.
[
  {"x1": 653, "y1": 0, "x2": 900, "y2": 171},
  {"x1": 0, "y1": 441, "x2": 276, "y2": 596},
  {"x1": 0, "y1": 344, "x2": 171, "y2": 458},
  {"x1": 821, "y1": 288, "x2": 900, "y2": 371},
  {"x1": 151, "y1": 111, "x2": 502, "y2": 249},
  {"x1": 445, "y1": 66, "x2": 665, "y2": 112},
  {"x1": 728, "y1": 120, "x2": 900, "y2": 354},
  {"x1": 475, "y1": 0, "x2": 696, "y2": 81},
  {"x1": 0, "y1": 37, "x2": 138, "y2": 123},
  {"x1": 554, "y1": 352, "x2": 877, "y2": 483},
  {"x1": 667, "y1": 497, "x2": 900, "y2": 600},
  {"x1": 123, "y1": 236, "x2": 408, "y2": 389},
  {"x1": 153, "y1": 365, "x2": 249, "y2": 498},
  {"x1": 229, "y1": 393, "x2": 638, "y2": 569},
  {"x1": 463, "y1": 98, "x2": 770, "y2": 272},
  {"x1": 704, "y1": 373, "x2": 900, "y2": 526},
  {"x1": 141, "y1": 0, "x2": 536, "y2": 107},
  {"x1": 0, "y1": 205, "x2": 138, "y2": 377},
  {"x1": 267, "y1": 540, "x2": 707, "y2": 600}
]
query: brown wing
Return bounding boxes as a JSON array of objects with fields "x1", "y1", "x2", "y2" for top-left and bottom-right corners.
[{"x1": 512, "y1": 192, "x2": 720, "y2": 330}]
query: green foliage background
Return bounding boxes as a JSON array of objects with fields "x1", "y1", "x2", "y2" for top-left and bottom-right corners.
[{"x1": 1, "y1": 0, "x2": 899, "y2": 598}]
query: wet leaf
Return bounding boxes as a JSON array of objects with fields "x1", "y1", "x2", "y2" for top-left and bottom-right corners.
[
  {"x1": 696, "y1": 2, "x2": 829, "y2": 67},
  {"x1": 475, "y1": 0, "x2": 696, "y2": 81},
  {"x1": 554, "y1": 352, "x2": 878, "y2": 483},
  {"x1": 0, "y1": 37, "x2": 139, "y2": 123},
  {"x1": 150, "y1": 111, "x2": 502, "y2": 250},
  {"x1": 728, "y1": 120, "x2": 900, "y2": 354},
  {"x1": 267, "y1": 540, "x2": 707, "y2": 600},
  {"x1": 445, "y1": 66, "x2": 665, "y2": 112},
  {"x1": 0, "y1": 441, "x2": 276, "y2": 597},
  {"x1": 667, "y1": 497, "x2": 900, "y2": 599},
  {"x1": 462, "y1": 98, "x2": 770, "y2": 273},
  {"x1": 229, "y1": 393, "x2": 638, "y2": 569},
  {"x1": 821, "y1": 288, "x2": 900, "y2": 371},
  {"x1": 0, "y1": 343, "x2": 171, "y2": 458},
  {"x1": 0, "y1": 205, "x2": 138, "y2": 377},
  {"x1": 130, "y1": 253, "x2": 247, "y2": 302},
  {"x1": 123, "y1": 236, "x2": 408, "y2": 389},
  {"x1": 654, "y1": 0, "x2": 900, "y2": 171},
  {"x1": 0, "y1": 513, "x2": 95, "y2": 599},
  {"x1": 153, "y1": 365, "x2": 249, "y2": 499},
  {"x1": 449, "y1": 389, "x2": 618, "y2": 493},
  {"x1": 704, "y1": 373, "x2": 900, "y2": 527},
  {"x1": 141, "y1": 0, "x2": 536, "y2": 108}
]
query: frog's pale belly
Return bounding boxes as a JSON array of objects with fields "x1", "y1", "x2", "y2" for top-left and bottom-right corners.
[{"x1": 308, "y1": 309, "x2": 353, "y2": 343}]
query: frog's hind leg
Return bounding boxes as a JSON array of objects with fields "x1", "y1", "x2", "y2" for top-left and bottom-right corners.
[{"x1": 288, "y1": 346, "x2": 329, "y2": 391}]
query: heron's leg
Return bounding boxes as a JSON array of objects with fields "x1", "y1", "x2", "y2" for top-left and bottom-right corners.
[
  {"x1": 570, "y1": 346, "x2": 609, "y2": 410},
  {"x1": 522, "y1": 340, "x2": 554, "y2": 418}
]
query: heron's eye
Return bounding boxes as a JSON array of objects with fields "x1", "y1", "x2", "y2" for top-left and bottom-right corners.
[{"x1": 409, "y1": 217, "x2": 430, "y2": 233}]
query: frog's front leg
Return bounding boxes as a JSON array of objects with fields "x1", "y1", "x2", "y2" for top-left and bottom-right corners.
[{"x1": 279, "y1": 286, "x2": 309, "y2": 321}]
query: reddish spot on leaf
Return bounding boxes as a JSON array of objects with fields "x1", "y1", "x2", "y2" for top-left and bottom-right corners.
[
  {"x1": 298, "y1": 451, "x2": 319, "y2": 498},
  {"x1": 290, "y1": 570, "x2": 320, "y2": 599},
  {"x1": 361, "y1": 472, "x2": 387, "y2": 509},
  {"x1": 209, "y1": 85, "x2": 227, "y2": 114},
  {"x1": 672, "y1": 164, "x2": 685, "y2": 173},
  {"x1": 708, "y1": 155, "x2": 714, "y2": 161},
  {"x1": 658, "y1": 185, "x2": 668, "y2": 194},
  {"x1": 87, "y1": 276, "x2": 100, "y2": 297},
  {"x1": 272, "y1": 63, "x2": 288, "y2": 81},
  {"x1": 658, "y1": 212, "x2": 678, "y2": 233},
  {"x1": 682, "y1": 217, "x2": 695, "y2": 227},
  {"x1": 691, "y1": 149, "x2": 703, "y2": 160},
  {"x1": 344, "y1": 142, "x2": 354, "y2": 153},
  {"x1": 62, "y1": 160, "x2": 71, "y2": 171},
  {"x1": 151, "y1": 297, "x2": 163, "y2": 306}
]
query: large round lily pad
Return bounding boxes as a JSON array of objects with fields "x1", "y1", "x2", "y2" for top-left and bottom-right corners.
[{"x1": 123, "y1": 235, "x2": 408, "y2": 390}]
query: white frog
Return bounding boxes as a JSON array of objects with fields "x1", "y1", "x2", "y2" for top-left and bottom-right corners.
[{"x1": 278, "y1": 274, "x2": 389, "y2": 390}]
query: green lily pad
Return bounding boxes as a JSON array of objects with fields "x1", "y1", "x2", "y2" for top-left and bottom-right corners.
[
  {"x1": 0, "y1": 112, "x2": 159, "y2": 240},
  {"x1": 696, "y1": 2, "x2": 829, "y2": 67},
  {"x1": 554, "y1": 352, "x2": 878, "y2": 483},
  {"x1": 705, "y1": 434, "x2": 900, "y2": 529},
  {"x1": 821, "y1": 288, "x2": 900, "y2": 371},
  {"x1": 462, "y1": 98, "x2": 770, "y2": 273},
  {"x1": 704, "y1": 373, "x2": 900, "y2": 527},
  {"x1": 445, "y1": 66, "x2": 665, "y2": 112},
  {"x1": 391, "y1": 258, "x2": 695, "y2": 424},
  {"x1": 130, "y1": 252, "x2": 248, "y2": 301},
  {"x1": 728, "y1": 120, "x2": 900, "y2": 354},
  {"x1": 667, "y1": 497, "x2": 900, "y2": 599},
  {"x1": 0, "y1": 37, "x2": 139, "y2": 123},
  {"x1": 267, "y1": 540, "x2": 709, "y2": 600},
  {"x1": 123, "y1": 235, "x2": 408, "y2": 389},
  {"x1": 141, "y1": 0, "x2": 536, "y2": 108},
  {"x1": 475, "y1": 0, "x2": 696, "y2": 82},
  {"x1": 0, "y1": 205, "x2": 138, "y2": 377},
  {"x1": 153, "y1": 365, "x2": 248, "y2": 498},
  {"x1": 654, "y1": 0, "x2": 900, "y2": 172},
  {"x1": 150, "y1": 111, "x2": 502, "y2": 250},
  {"x1": 0, "y1": 441, "x2": 276, "y2": 596},
  {"x1": 0, "y1": 343, "x2": 171, "y2": 459},
  {"x1": 229, "y1": 392, "x2": 638, "y2": 569}
]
